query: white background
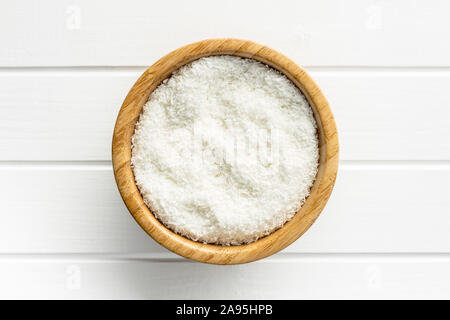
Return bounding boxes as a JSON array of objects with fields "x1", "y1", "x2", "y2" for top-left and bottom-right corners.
[{"x1": 1, "y1": 0, "x2": 450, "y2": 299}]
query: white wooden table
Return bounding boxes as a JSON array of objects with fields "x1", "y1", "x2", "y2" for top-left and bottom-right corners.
[{"x1": 1, "y1": 0, "x2": 450, "y2": 299}]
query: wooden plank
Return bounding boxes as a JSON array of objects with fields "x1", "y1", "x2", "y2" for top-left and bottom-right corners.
[
  {"x1": 1, "y1": 0, "x2": 449, "y2": 66},
  {"x1": 0, "y1": 70, "x2": 134, "y2": 161},
  {"x1": 1, "y1": 164, "x2": 449, "y2": 254},
  {"x1": 317, "y1": 70, "x2": 450, "y2": 160},
  {"x1": 1, "y1": 254, "x2": 450, "y2": 299},
  {"x1": 1, "y1": 69, "x2": 449, "y2": 160}
]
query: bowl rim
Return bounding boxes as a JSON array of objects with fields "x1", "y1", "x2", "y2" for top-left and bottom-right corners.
[{"x1": 112, "y1": 38, "x2": 339, "y2": 265}]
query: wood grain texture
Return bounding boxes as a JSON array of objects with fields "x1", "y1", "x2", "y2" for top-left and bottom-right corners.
[
  {"x1": 1, "y1": 69, "x2": 450, "y2": 160},
  {"x1": 1, "y1": 0, "x2": 450, "y2": 66},
  {"x1": 1, "y1": 164, "x2": 449, "y2": 254},
  {"x1": 112, "y1": 39, "x2": 339, "y2": 264},
  {"x1": 2, "y1": 255, "x2": 450, "y2": 299},
  {"x1": 1, "y1": 0, "x2": 449, "y2": 299}
]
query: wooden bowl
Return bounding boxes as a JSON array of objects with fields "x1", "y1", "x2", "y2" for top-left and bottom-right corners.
[{"x1": 112, "y1": 39, "x2": 339, "y2": 264}]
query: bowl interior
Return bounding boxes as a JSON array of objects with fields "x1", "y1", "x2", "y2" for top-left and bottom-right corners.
[{"x1": 112, "y1": 39, "x2": 338, "y2": 264}]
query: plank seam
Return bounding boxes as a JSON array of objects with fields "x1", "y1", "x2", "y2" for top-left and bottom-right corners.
[
  {"x1": 1, "y1": 66, "x2": 450, "y2": 75},
  {"x1": 1, "y1": 252, "x2": 450, "y2": 263},
  {"x1": 0, "y1": 160, "x2": 449, "y2": 170}
]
